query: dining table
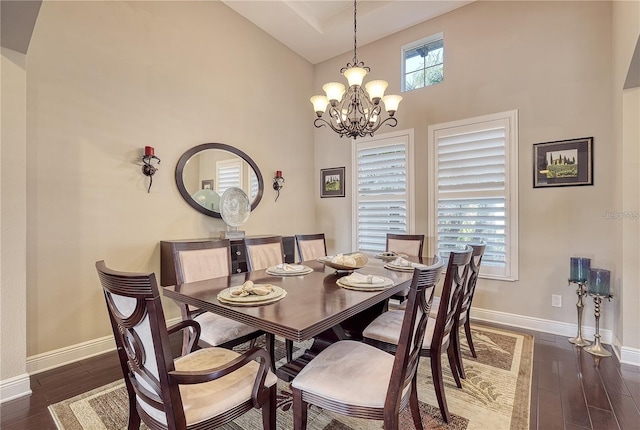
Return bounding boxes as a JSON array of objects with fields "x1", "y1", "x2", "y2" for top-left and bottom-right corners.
[{"x1": 163, "y1": 253, "x2": 431, "y2": 381}]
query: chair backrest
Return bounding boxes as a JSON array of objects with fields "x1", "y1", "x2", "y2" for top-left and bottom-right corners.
[
  {"x1": 95, "y1": 260, "x2": 185, "y2": 428},
  {"x1": 386, "y1": 233, "x2": 425, "y2": 257},
  {"x1": 173, "y1": 240, "x2": 232, "y2": 284},
  {"x1": 295, "y1": 233, "x2": 327, "y2": 261},
  {"x1": 384, "y1": 257, "x2": 444, "y2": 414},
  {"x1": 431, "y1": 247, "x2": 473, "y2": 350},
  {"x1": 244, "y1": 236, "x2": 284, "y2": 271},
  {"x1": 458, "y1": 242, "x2": 486, "y2": 322}
]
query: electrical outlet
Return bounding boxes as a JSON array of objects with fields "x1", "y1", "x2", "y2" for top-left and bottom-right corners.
[{"x1": 552, "y1": 294, "x2": 562, "y2": 308}]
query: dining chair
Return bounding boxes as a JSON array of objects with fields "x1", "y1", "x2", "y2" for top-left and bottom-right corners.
[
  {"x1": 451, "y1": 242, "x2": 486, "y2": 379},
  {"x1": 291, "y1": 258, "x2": 445, "y2": 430},
  {"x1": 244, "y1": 236, "x2": 285, "y2": 271},
  {"x1": 172, "y1": 240, "x2": 269, "y2": 357},
  {"x1": 295, "y1": 233, "x2": 327, "y2": 262},
  {"x1": 95, "y1": 260, "x2": 277, "y2": 430},
  {"x1": 386, "y1": 233, "x2": 425, "y2": 257},
  {"x1": 386, "y1": 233, "x2": 425, "y2": 302},
  {"x1": 362, "y1": 247, "x2": 473, "y2": 423},
  {"x1": 243, "y1": 236, "x2": 293, "y2": 362}
]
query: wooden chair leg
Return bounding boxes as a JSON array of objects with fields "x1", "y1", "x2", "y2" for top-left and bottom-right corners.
[
  {"x1": 286, "y1": 339, "x2": 293, "y2": 363},
  {"x1": 464, "y1": 320, "x2": 477, "y2": 358},
  {"x1": 262, "y1": 384, "x2": 277, "y2": 430},
  {"x1": 431, "y1": 355, "x2": 451, "y2": 424},
  {"x1": 409, "y1": 376, "x2": 424, "y2": 430},
  {"x1": 447, "y1": 344, "x2": 462, "y2": 388},
  {"x1": 292, "y1": 387, "x2": 308, "y2": 430},
  {"x1": 452, "y1": 326, "x2": 466, "y2": 379}
]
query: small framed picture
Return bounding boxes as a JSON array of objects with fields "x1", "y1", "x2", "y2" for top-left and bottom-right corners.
[
  {"x1": 201, "y1": 179, "x2": 214, "y2": 190},
  {"x1": 320, "y1": 167, "x2": 345, "y2": 198},
  {"x1": 533, "y1": 137, "x2": 593, "y2": 188}
]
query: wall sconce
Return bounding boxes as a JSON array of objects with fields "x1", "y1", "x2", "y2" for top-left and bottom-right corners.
[
  {"x1": 273, "y1": 170, "x2": 285, "y2": 202},
  {"x1": 142, "y1": 146, "x2": 161, "y2": 193}
]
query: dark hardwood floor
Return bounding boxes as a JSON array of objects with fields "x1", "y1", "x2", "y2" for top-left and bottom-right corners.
[{"x1": 1, "y1": 323, "x2": 639, "y2": 429}]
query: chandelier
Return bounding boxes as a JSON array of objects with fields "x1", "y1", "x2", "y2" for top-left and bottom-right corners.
[{"x1": 310, "y1": 0, "x2": 402, "y2": 139}]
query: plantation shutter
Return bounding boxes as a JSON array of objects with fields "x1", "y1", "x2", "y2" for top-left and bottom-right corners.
[
  {"x1": 356, "y1": 141, "x2": 409, "y2": 253},
  {"x1": 216, "y1": 159, "x2": 242, "y2": 196},
  {"x1": 432, "y1": 112, "x2": 518, "y2": 280}
]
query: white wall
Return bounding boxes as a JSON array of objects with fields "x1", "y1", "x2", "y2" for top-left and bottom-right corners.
[
  {"x1": 24, "y1": 1, "x2": 316, "y2": 357},
  {"x1": 315, "y1": 1, "x2": 626, "y2": 339},
  {"x1": 1, "y1": 47, "x2": 30, "y2": 401}
]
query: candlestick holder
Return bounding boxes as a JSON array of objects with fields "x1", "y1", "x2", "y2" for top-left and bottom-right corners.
[
  {"x1": 583, "y1": 293, "x2": 612, "y2": 357},
  {"x1": 567, "y1": 280, "x2": 591, "y2": 346}
]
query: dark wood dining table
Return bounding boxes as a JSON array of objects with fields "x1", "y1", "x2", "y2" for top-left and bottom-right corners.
[{"x1": 163, "y1": 254, "x2": 426, "y2": 380}]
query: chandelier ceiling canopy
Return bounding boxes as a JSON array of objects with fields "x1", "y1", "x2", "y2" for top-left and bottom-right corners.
[{"x1": 310, "y1": 0, "x2": 402, "y2": 139}]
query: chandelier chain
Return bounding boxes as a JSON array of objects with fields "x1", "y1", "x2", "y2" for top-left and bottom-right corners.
[{"x1": 352, "y1": 0, "x2": 358, "y2": 65}]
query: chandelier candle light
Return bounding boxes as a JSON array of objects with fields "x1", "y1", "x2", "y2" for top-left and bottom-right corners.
[
  {"x1": 310, "y1": 0, "x2": 402, "y2": 139},
  {"x1": 567, "y1": 257, "x2": 591, "y2": 347}
]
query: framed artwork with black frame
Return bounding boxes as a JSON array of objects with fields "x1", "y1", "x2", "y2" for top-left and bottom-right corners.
[
  {"x1": 201, "y1": 179, "x2": 214, "y2": 190},
  {"x1": 533, "y1": 137, "x2": 593, "y2": 188},
  {"x1": 320, "y1": 167, "x2": 345, "y2": 198}
]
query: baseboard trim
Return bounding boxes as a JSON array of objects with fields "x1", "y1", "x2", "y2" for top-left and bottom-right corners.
[
  {"x1": 24, "y1": 309, "x2": 638, "y2": 375},
  {"x1": 26, "y1": 317, "x2": 182, "y2": 375},
  {"x1": 470, "y1": 306, "x2": 614, "y2": 345},
  {"x1": 0, "y1": 373, "x2": 32, "y2": 404},
  {"x1": 26, "y1": 335, "x2": 117, "y2": 375},
  {"x1": 620, "y1": 345, "x2": 640, "y2": 367}
]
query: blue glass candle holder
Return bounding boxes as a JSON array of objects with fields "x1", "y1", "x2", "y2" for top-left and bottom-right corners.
[
  {"x1": 588, "y1": 269, "x2": 611, "y2": 297},
  {"x1": 569, "y1": 257, "x2": 591, "y2": 282}
]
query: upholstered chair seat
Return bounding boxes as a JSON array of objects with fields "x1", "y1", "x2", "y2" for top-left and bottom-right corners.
[
  {"x1": 362, "y1": 312, "x2": 450, "y2": 349},
  {"x1": 138, "y1": 348, "x2": 278, "y2": 426},
  {"x1": 194, "y1": 312, "x2": 262, "y2": 347},
  {"x1": 291, "y1": 340, "x2": 409, "y2": 411}
]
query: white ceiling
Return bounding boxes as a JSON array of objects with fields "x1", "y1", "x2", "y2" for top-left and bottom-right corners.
[{"x1": 222, "y1": 0, "x2": 473, "y2": 64}]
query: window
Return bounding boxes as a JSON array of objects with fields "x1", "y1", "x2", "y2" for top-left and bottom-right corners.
[
  {"x1": 402, "y1": 33, "x2": 444, "y2": 92},
  {"x1": 216, "y1": 159, "x2": 242, "y2": 196},
  {"x1": 428, "y1": 111, "x2": 519, "y2": 280},
  {"x1": 352, "y1": 130, "x2": 414, "y2": 253}
]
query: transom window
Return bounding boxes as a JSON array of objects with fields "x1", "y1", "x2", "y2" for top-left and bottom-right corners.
[{"x1": 402, "y1": 33, "x2": 444, "y2": 92}]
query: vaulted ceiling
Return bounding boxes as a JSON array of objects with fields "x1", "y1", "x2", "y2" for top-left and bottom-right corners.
[{"x1": 222, "y1": 0, "x2": 473, "y2": 64}]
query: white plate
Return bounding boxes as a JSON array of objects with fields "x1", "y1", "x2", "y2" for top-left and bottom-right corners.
[
  {"x1": 336, "y1": 277, "x2": 394, "y2": 291},
  {"x1": 217, "y1": 285, "x2": 285, "y2": 304},
  {"x1": 384, "y1": 263, "x2": 415, "y2": 272},
  {"x1": 265, "y1": 265, "x2": 313, "y2": 276}
]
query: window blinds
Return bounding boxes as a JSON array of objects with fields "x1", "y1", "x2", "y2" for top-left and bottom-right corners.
[
  {"x1": 356, "y1": 143, "x2": 408, "y2": 252},
  {"x1": 216, "y1": 159, "x2": 242, "y2": 196},
  {"x1": 436, "y1": 126, "x2": 506, "y2": 269}
]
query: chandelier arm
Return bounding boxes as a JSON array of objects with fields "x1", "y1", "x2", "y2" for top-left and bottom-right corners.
[{"x1": 314, "y1": 117, "x2": 351, "y2": 138}]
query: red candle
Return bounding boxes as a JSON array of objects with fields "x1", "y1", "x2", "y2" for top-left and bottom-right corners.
[
  {"x1": 276, "y1": 170, "x2": 282, "y2": 178},
  {"x1": 144, "y1": 146, "x2": 154, "y2": 156}
]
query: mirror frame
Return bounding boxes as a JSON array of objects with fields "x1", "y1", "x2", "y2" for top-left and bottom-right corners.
[{"x1": 175, "y1": 143, "x2": 264, "y2": 218}]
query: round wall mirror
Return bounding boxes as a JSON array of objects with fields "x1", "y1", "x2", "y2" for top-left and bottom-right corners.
[{"x1": 175, "y1": 143, "x2": 264, "y2": 218}]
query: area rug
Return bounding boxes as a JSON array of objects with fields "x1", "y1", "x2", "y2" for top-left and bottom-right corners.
[{"x1": 49, "y1": 325, "x2": 533, "y2": 430}]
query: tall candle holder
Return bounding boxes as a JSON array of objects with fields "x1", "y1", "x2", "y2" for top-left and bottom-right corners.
[
  {"x1": 567, "y1": 280, "x2": 591, "y2": 346},
  {"x1": 567, "y1": 257, "x2": 591, "y2": 347},
  {"x1": 584, "y1": 268, "x2": 612, "y2": 357}
]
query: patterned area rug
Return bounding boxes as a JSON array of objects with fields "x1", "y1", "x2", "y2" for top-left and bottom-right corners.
[{"x1": 49, "y1": 325, "x2": 533, "y2": 430}]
